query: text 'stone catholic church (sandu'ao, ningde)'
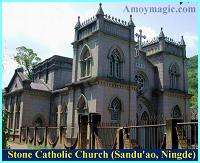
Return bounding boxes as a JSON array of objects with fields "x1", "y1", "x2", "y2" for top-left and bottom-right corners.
[{"x1": 4, "y1": 4, "x2": 191, "y2": 139}]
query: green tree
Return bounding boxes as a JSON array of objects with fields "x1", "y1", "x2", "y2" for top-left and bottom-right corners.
[
  {"x1": 2, "y1": 109, "x2": 10, "y2": 149},
  {"x1": 187, "y1": 55, "x2": 198, "y2": 108},
  {"x1": 14, "y1": 46, "x2": 41, "y2": 79}
]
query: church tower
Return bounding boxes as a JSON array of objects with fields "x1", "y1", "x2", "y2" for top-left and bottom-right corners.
[
  {"x1": 71, "y1": 3, "x2": 137, "y2": 83},
  {"x1": 68, "y1": 3, "x2": 138, "y2": 129},
  {"x1": 142, "y1": 28, "x2": 191, "y2": 121}
]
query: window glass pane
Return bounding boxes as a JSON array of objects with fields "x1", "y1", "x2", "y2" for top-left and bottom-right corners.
[
  {"x1": 169, "y1": 64, "x2": 178, "y2": 89},
  {"x1": 81, "y1": 61, "x2": 86, "y2": 77},
  {"x1": 87, "y1": 61, "x2": 90, "y2": 76},
  {"x1": 135, "y1": 74, "x2": 145, "y2": 91},
  {"x1": 111, "y1": 98, "x2": 121, "y2": 121}
]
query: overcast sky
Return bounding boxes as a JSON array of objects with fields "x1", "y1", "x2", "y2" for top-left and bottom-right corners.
[{"x1": 2, "y1": 2, "x2": 198, "y2": 88}]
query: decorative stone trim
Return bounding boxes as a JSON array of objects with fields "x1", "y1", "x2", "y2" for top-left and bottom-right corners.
[
  {"x1": 97, "y1": 79, "x2": 137, "y2": 91},
  {"x1": 24, "y1": 90, "x2": 51, "y2": 97},
  {"x1": 160, "y1": 90, "x2": 192, "y2": 99}
]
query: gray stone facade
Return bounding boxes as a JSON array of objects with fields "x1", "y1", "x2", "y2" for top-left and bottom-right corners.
[{"x1": 4, "y1": 4, "x2": 192, "y2": 138}]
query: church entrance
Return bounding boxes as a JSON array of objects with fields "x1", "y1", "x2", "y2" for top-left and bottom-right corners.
[
  {"x1": 77, "y1": 94, "x2": 89, "y2": 148},
  {"x1": 136, "y1": 97, "x2": 153, "y2": 148},
  {"x1": 139, "y1": 111, "x2": 150, "y2": 148}
]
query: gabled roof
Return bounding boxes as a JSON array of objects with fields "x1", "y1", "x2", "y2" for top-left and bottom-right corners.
[
  {"x1": 33, "y1": 55, "x2": 73, "y2": 70},
  {"x1": 5, "y1": 68, "x2": 30, "y2": 93},
  {"x1": 5, "y1": 68, "x2": 51, "y2": 94}
]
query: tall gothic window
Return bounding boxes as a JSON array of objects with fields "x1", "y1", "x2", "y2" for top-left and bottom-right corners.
[
  {"x1": 169, "y1": 64, "x2": 179, "y2": 89},
  {"x1": 80, "y1": 47, "x2": 92, "y2": 78},
  {"x1": 110, "y1": 97, "x2": 121, "y2": 122},
  {"x1": 135, "y1": 74, "x2": 145, "y2": 91},
  {"x1": 77, "y1": 94, "x2": 88, "y2": 115},
  {"x1": 109, "y1": 49, "x2": 122, "y2": 78}
]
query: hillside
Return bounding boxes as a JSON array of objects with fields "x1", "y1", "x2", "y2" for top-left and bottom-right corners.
[{"x1": 187, "y1": 55, "x2": 198, "y2": 108}]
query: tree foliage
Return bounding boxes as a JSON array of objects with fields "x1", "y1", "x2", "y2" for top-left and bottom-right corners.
[
  {"x1": 14, "y1": 46, "x2": 41, "y2": 79},
  {"x1": 187, "y1": 55, "x2": 198, "y2": 108},
  {"x1": 2, "y1": 109, "x2": 10, "y2": 149}
]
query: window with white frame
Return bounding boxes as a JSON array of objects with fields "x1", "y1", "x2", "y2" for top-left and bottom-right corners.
[
  {"x1": 109, "y1": 49, "x2": 122, "y2": 79},
  {"x1": 80, "y1": 49, "x2": 92, "y2": 78}
]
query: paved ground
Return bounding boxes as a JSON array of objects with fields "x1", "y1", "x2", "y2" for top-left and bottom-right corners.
[{"x1": 8, "y1": 142, "x2": 28, "y2": 149}]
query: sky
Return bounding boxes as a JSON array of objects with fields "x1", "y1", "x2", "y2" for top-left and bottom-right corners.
[{"x1": 2, "y1": 2, "x2": 198, "y2": 88}]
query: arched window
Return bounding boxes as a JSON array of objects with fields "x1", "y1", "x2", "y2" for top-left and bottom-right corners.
[
  {"x1": 77, "y1": 94, "x2": 88, "y2": 114},
  {"x1": 172, "y1": 105, "x2": 182, "y2": 118},
  {"x1": 110, "y1": 97, "x2": 121, "y2": 122},
  {"x1": 80, "y1": 46, "x2": 92, "y2": 78},
  {"x1": 135, "y1": 74, "x2": 145, "y2": 91},
  {"x1": 169, "y1": 63, "x2": 179, "y2": 89},
  {"x1": 109, "y1": 49, "x2": 122, "y2": 78}
]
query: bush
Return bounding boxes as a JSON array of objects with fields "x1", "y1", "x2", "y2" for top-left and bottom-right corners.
[{"x1": 2, "y1": 110, "x2": 11, "y2": 149}]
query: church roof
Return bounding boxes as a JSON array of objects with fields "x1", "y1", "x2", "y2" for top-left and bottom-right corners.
[
  {"x1": 5, "y1": 68, "x2": 30, "y2": 93},
  {"x1": 5, "y1": 67, "x2": 51, "y2": 93},
  {"x1": 30, "y1": 82, "x2": 51, "y2": 92},
  {"x1": 33, "y1": 55, "x2": 73, "y2": 70},
  {"x1": 142, "y1": 28, "x2": 186, "y2": 48},
  {"x1": 77, "y1": 3, "x2": 133, "y2": 31}
]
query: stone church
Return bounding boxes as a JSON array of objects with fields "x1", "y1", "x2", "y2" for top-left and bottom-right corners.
[{"x1": 4, "y1": 4, "x2": 191, "y2": 138}]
